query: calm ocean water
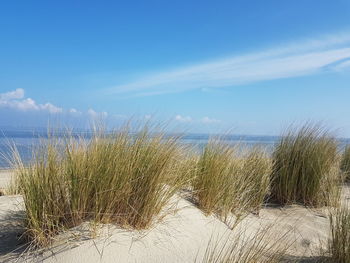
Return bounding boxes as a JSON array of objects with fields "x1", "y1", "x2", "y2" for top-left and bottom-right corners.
[{"x1": 0, "y1": 129, "x2": 349, "y2": 168}]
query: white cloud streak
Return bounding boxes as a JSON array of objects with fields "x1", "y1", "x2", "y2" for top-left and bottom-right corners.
[
  {"x1": 40, "y1": 103, "x2": 63, "y2": 113},
  {"x1": 201, "y1": 117, "x2": 221, "y2": 124},
  {"x1": 87, "y1": 108, "x2": 108, "y2": 119},
  {"x1": 69, "y1": 108, "x2": 82, "y2": 115},
  {"x1": 109, "y1": 32, "x2": 350, "y2": 96},
  {"x1": 333, "y1": 59, "x2": 350, "y2": 71},
  {"x1": 174, "y1": 115, "x2": 222, "y2": 124},
  {"x1": 175, "y1": 115, "x2": 192, "y2": 123}
]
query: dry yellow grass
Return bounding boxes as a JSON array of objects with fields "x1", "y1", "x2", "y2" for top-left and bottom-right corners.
[
  {"x1": 329, "y1": 202, "x2": 350, "y2": 263},
  {"x1": 192, "y1": 140, "x2": 271, "y2": 221},
  {"x1": 270, "y1": 124, "x2": 340, "y2": 206},
  {"x1": 341, "y1": 146, "x2": 350, "y2": 181},
  {"x1": 196, "y1": 225, "x2": 289, "y2": 263},
  {"x1": 13, "y1": 125, "x2": 186, "y2": 246},
  {"x1": 6, "y1": 122, "x2": 345, "y2": 254}
]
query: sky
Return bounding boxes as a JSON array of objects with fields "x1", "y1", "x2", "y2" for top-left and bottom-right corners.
[{"x1": 1, "y1": 1, "x2": 350, "y2": 136}]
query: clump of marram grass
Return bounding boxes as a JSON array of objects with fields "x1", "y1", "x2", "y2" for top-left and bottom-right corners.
[
  {"x1": 192, "y1": 141, "x2": 238, "y2": 217},
  {"x1": 270, "y1": 124, "x2": 340, "y2": 207},
  {"x1": 192, "y1": 140, "x2": 271, "y2": 220},
  {"x1": 240, "y1": 147, "x2": 271, "y2": 214},
  {"x1": 13, "y1": 125, "x2": 185, "y2": 246},
  {"x1": 329, "y1": 203, "x2": 350, "y2": 263},
  {"x1": 170, "y1": 148, "x2": 199, "y2": 189},
  {"x1": 341, "y1": 146, "x2": 350, "y2": 181}
]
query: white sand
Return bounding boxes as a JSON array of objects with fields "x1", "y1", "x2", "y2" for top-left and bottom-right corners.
[
  {"x1": 0, "y1": 170, "x2": 13, "y2": 193},
  {"x1": 0, "y1": 170, "x2": 349, "y2": 262}
]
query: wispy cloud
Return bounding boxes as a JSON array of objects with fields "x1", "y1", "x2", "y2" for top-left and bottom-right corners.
[
  {"x1": 69, "y1": 108, "x2": 82, "y2": 115},
  {"x1": 87, "y1": 108, "x2": 108, "y2": 119},
  {"x1": 40, "y1": 103, "x2": 63, "y2": 114},
  {"x1": 174, "y1": 115, "x2": 221, "y2": 124},
  {"x1": 174, "y1": 115, "x2": 192, "y2": 123},
  {"x1": 333, "y1": 58, "x2": 350, "y2": 71},
  {"x1": 201, "y1": 117, "x2": 221, "y2": 124},
  {"x1": 108, "y1": 32, "x2": 350, "y2": 97}
]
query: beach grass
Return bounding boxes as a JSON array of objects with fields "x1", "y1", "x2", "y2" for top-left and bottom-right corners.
[
  {"x1": 329, "y1": 203, "x2": 350, "y2": 263},
  {"x1": 239, "y1": 147, "x2": 271, "y2": 214},
  {"x1": 5, "y1": 121, "x2": 348, "y2": 254},
  {"x1": 341, "y1": 146, "x2": 350, "y2": 181},
  {"x1": 197, "y1": 226, "x2": 288, "y2": 263},
  {"x1": 13, "y1": 125, "x2": 185, "y2": 246},
  {"x1": 270, "y1": 124, "x2": 340, "y2": 206},
  {"x1": 192, "y1": 140, "x2": 271, "y2": 220}
]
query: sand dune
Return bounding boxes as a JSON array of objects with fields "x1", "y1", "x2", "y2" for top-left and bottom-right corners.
[
  {"x1": 0, "y1": 170, "x2": 13, "y2": 194},
  {"x1": 0, "y1": 171, "x2": 349, "y2": 263}
]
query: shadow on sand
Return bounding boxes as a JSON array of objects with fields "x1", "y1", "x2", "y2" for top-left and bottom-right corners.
[{"x1": 0, "y1": 210, "x2": 29, "y2": 262}]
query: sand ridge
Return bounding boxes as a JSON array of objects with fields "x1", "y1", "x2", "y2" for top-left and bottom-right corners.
[{"x1": 0, "y1": 171, "x2": 349, "y2": 262}]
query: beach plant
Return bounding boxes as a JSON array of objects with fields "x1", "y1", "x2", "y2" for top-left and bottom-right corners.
[
  {"x1": 270, "y1": 124, "x2": 340, "y2": 206},
  {"x1": 5, "y1": 180, "x2": 21, "y2": 195},
  {"x1": 329, "y1": 203, "x2": 350, "y2": 263},
  {"x1": 170, "y1": 148, "x2": 199, "y2": 189},
  {"x1": 340, "y1": 145, "x2": 350, "y2": 181},
  {"x1": 192, "y1": 140, "x2": 237, "y2": 216},
  {"x1": 13, "y1": 125, "x2": 185, "y2": 246},
  {"x1": 239, "y1": 148, "x2": 271, "y2": 214},
  {"x1": 192, "y1": 140, "x2": 271, "y2": 220},
  {"x1": 196, "y1": 225, "x2": 289, "y2": 263}
]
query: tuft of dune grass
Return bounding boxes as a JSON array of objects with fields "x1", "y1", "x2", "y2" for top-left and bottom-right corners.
[
  {"x1": 13, "y1": 125, "x2": 185, "y2": 246},
  {"x1": 329, "y1": 203, "x2": 350, "y2": 263},
  {"x1": 270, "y1": 123, "x2": 340, "y2": 207},
  {"x1": 341, "y1": 146, "x2": 350, "y2": 181},
  {"x1": 239, "y1": 148, "x2": 271, "y2": 212},
  {"x1": 192, "y1": 140, "x2": 271, "y2": 221}
]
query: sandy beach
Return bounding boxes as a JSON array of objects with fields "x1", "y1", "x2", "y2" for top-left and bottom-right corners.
[
  {"x1": 1, "y1": 1, "x2": 350, "y2": 262},
  {"x1": 0, "y1": 170, "x2": 13, "y2": 194},
  {"x1": 1, "y1": 170, "x2": 349, "y2": 263}
]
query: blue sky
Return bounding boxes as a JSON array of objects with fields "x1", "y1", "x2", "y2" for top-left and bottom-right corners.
[{"x1": 1, "y1": 1, "x2": 350, "y2": 136}]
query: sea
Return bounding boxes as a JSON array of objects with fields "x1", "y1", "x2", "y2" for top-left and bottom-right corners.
[{"x1": 0, "y1": 128, "x2": 349, "y2": 168}]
